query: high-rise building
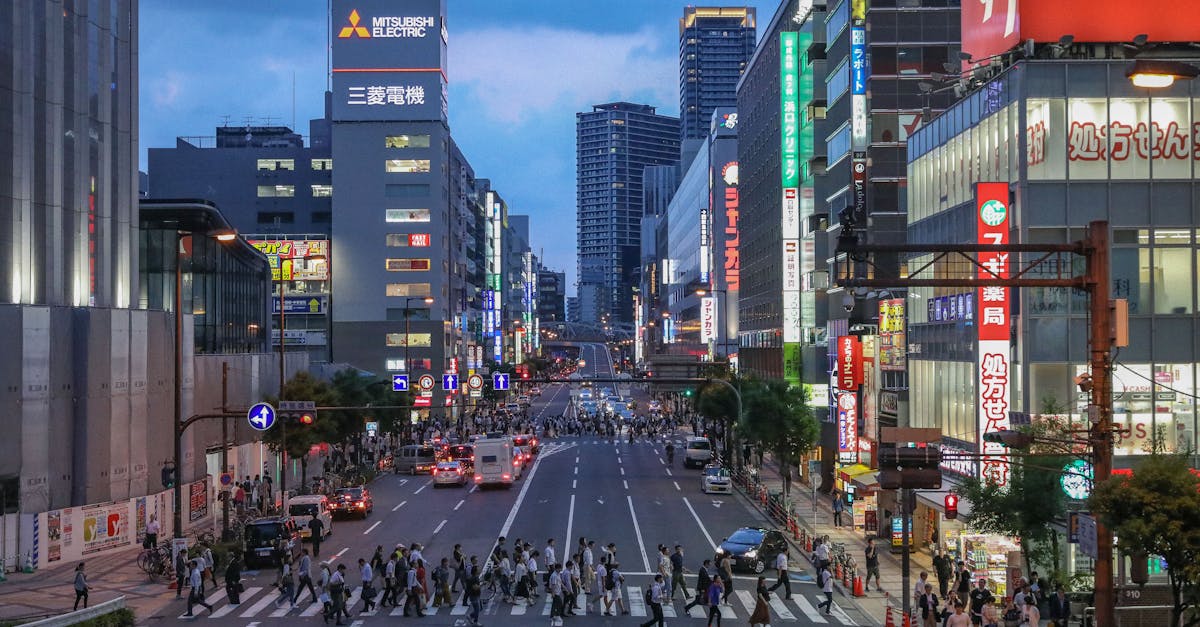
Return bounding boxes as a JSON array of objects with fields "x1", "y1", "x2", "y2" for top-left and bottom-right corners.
[
  {"x1": 537, "y1": 270, "x2": 566, "y2": 323},
  {"x1": 679, "y1": 7, "x2": 756, "y2": 160},
  {"x1": 576, "y1": 103, "x2": 679, "y2": 326}
]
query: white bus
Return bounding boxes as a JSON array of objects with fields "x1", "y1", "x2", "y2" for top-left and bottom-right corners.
[{"x1": 472, "y1": 437, "x2": 517, "y2": 488}]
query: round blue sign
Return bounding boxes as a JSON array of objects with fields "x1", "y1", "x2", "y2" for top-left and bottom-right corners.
[{"x1": 247, "y1": 402, "x2": 277, "y2": 431}]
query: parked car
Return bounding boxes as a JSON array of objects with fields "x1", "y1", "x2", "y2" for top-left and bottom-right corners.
[
  {"x1": 287, "y1": 494, "x2": 333, "y2": 540},
  {"x1": 715, "y1": 527, "x2": 788, "y2": 574},
  {"x1": 242, "y1": 516, "x2": 302, "y2": 568},
  {"x1": 700, "y1": 464, "x2": 732, "y2": 494},
  {"x1": 433, "y1": 461, "x2": 468, "y2": 487}
]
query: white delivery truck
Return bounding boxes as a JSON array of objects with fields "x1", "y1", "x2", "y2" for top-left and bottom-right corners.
[{"x1": 472, "y1": 437, "x2": 517, "y2": 488}]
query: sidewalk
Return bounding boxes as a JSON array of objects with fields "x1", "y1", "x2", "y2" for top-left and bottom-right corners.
[
  {"x1": 0, "y1": 545, "x2": 178, "y2": 623},
  {"x1": 737, "y1": 456, "x2": 934, "y2": 626}
]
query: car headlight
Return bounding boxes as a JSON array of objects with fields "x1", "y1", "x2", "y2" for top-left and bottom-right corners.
[
  {"x1": 715, "y1": 547, "x2": 726, "y2": 555},
  {"x1": 744, "y1": 550, "x2": 757, "y2": 559}
]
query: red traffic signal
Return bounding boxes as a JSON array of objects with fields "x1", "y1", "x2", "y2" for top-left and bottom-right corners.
[
  {"x1": 944, "y1": 493, "x2": 959, "y2": 520},
  {"x1": 298, "y1": 413, "x2": 315, "y2": 425}
]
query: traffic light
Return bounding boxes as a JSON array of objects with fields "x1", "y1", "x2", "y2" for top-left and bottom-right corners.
[
  {"x1": 684, "y1": 389, "x2": 694, "y2": 398},
  {"x1": 879, "y1": 442, "x2": 942, "y2": 490},
  {"x1": 298, "y1": 412, "x2": 315, "y2": 426},
  {"x1": 283, "y1": 410, "x2": 317, "y2": 426},
  {"x1": 982, "y1": 430, "x2": 1034, "y2": 449},
  {"x1": 161, "y1": 464, "x2": 176, "y2": 489},
  {"x1": 944, "y1": 493, "x2": 959, "y2": 520}
]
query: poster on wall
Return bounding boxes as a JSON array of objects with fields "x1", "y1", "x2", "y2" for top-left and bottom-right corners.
[
  {"x1": 47, "y1": 510, "x2": 63, "y2": 563},
  {"x1": 189, "y1": 480, "x2": 209, "y2": 523},
  {"x1": 81, "y1": 502, "x2": 129, "y2": 555},
  {"x1": 135, "y1": 497, "x2": 147, "y2": 546}
]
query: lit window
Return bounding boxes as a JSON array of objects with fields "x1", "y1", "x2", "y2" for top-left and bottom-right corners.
[
  {"x1": 386, "y1": 283, "x2": 432, "y2": 297},
  {"x1": 311, "y1": 158, "x2": 333, "y2": 171},
  {"x1": 311, "y1": 184, "x2": 332, "y2": 197},
  {"x1": 385, "y1": 333, "x2": 432, "y2": 347},
  {"x1": 257, "y1": 159, "x2": 295, "y2": 171},
  {"x1": 386, "y1": 358, "x2": 406, "y2": 371},
  {"x1": 386, "y1": 258, "x2": 431, "y2": 272},
  {"x1": 385, "y1": 209, "x2": 430, "y2": 223},
  {"x1": 385, "y1": 135, "x2": 431, "y2": 149},
  {"x1": 257, "y1": 185, "x2": 295, "y2": 197},
  {"x1": 387, "y1": 233, "x2": 432, "y2": 247},
  {"x1": 385, "y1": 159, "x2": 431, "y2": 173}
]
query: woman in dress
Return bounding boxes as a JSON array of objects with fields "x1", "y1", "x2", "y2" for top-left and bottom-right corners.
[{"x1": 749, "y1": 575, "x2": 771, "y2": 627}]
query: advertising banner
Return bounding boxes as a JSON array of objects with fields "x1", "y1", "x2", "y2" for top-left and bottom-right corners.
[
  {"x1": 188, "y1": 479, "x2": 209, "y2": 523},
  {"x1": 780, "y1": 32, "x2": 800, "y2": 188},
  {"x1": 838, "y1": 335, "x2": 862, "y2": 390},
  {"x1": 700, "y1": 296, "x2": 718, "y2": 344},
  {"x1": 81, "y1": 502, "x2": 129, "y2": 556},
  {"x1": 878, "y1": 298, "x2": 907, "y2": 371},
  {"x1": 249, "y1": 239, "x2": 331, "y2": 282},
  {"x1": 976, "y1": 182, "x2": 1012, "y2": 486},
  {"x1": 837, "y1": 391, "x2": 859, "y2": 461},
  {"x1": 272, "y1": 295, "x2": 328, "y2": 315}
]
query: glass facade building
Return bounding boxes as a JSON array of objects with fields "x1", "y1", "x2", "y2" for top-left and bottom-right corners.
[{"x1": 679, "y1": 7, "x2": 757, "y2": 144}]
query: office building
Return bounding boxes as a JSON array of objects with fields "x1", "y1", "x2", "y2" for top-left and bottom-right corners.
[
  {"x1": 537, "y1": 270, "x2": 567, "y2": 323},
  {"x1": 679, "y1": 7, "x2": 757, "y2": 161},
  {"x1": 576, "y1": 103, "x2": 679, "y2": 326}
]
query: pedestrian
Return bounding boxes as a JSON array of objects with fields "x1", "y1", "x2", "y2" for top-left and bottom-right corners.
[
  {"x1": 1048, "y1": 584, "x2": 1070, "y2": 627},
  {"x1": 294, "y1": 549, "x2": 316, "y2": 605},
  {"x1": 683, "y1": 557, "x2": 713, "y2": 613},
  {"x1": 656, "y1": 544, "x2": 672, "y2": 594},
  {"x1": 225, "y1": 552, "x2": 244, "y2": 605},
  {"x1": 308, "y1": 516, "x2": 325, "y2": 557},
  {"x1": 607, "y1": 561, "x2": 627, "y2": 615},
  {"x1": 864, "y1": 537, "x2": 883, "y2": 592},
  {"x1": 919, "y1": 583, "x2": 940, "y2": 627},
  {"x1": 669, "y1": 544, "x2": 687, "y2": 600},
  {"x1": 933, "y1": 552, "x2": 953, "y2": 598},
  {"x1": 750, "y1": 576, "x2": 771, "y2": 627},
  {"x1": 565, "y1": 559, "x2": 581, "y2": 615},
  {"x1": 380, "y1": 553, "x2": 398, "y2": 608},
  {"x1": 832, "y1": 490, "x2": 845, "y2": 526},
  {"x1": 357, "y1": 557, "x2": 376, "y2": 613},
  {"x1": 201, "y1": 543, "x2": 218, "y2": 591},
  {"x1": 767, "y1": 545, "x2": 792, "y2": 599},
  {"x1": 548, "y1": 562, "x2": 565, "y2": 626},
  {"x1": 465, "y1": 568, "x2": 483, "y2": 626},
  {"x1": 275, "y1": 554, "x2": 296, "y2": 609},
  {"x1": 144, "y1": 516, "x2": 160, "y2": 549},
  {"x1": 957, "y1": 561, "x2": 973, "y2": 601},
  {"x1": 403, "y1": 557, "x2": 425, "y2": 616},
  {"x1": 72, "y1": 562, "x2": 91, "y2": 611},
  {"x1": 185, "y1": 559, "x2": 214, "y2": 616},
  {"x1": 817, "y1": 563, "x2": 835, "y2": 615},
  {"x1": 706, "y1": 573, "x2": 724, "y2": 627},
  {"x1": 718, "y1": 552, "x2": 734, "y2": 604},
  {"x1": 813, "y1": 536, "x2": 831, "y2": 572},
  {"x1": 914, "y1": 571, "x2": 932, "y2": 620},
  {"x1": 317, "y1": 561, "x2": 333, "y2": 620},
  {"x1": 329, "y1": 563, "x2": 349, "y2": 625},
  {"x1": 947, "y1": 601, "x2": 972, "y2": 627},
  {"x1": 174, "y1": 549, "x2": 188, "y2": 599},
  {"x1": 432, "y1": 557, "x2": 452, "y2": 607},
  {"x1": 1022, "y1": 595, "x2": 1041, "y2": 627},
  {"x1": 582, "y1": 540, "x2": 596, "y2": 594},
  {"x1": 969, "y1": 578, "x2": 995, "y2": 626},
  {"x1": 639, "y1": 573, "x2": 665, "y2": 627},
  {"x1": 592, "y1": 556, "x2": 609, "y2": 614},
  {"x1": 453, "y1": 544, "x2": 466, "y2": 592}
]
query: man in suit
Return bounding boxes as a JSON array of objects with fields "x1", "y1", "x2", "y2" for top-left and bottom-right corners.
[
  {"x1": 919, "y1": 583, "x2": 940, "y2": 627},
  {"x1": 1048, "y1": 585, "x2": 1071, "y2": 626}
]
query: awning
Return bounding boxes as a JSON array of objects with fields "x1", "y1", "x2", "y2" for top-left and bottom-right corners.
[
  {"x1": 838, "y1": 464, "x2": 873, "y2": 482},
  {"x1": 852, "y1": 471, "x2": 880, "y2": 491}
]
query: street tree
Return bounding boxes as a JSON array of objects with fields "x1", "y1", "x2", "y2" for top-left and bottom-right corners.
[
  {"x1": 739, "y1": 378, "x2": 819, "y2": 499},
  {"x1": 329, "y1": 368, "x2": 407, "y2": 460},
  {"x1": 262, "y1": 371, "x2": 339, "y2": 489},
  {"x1": 1091, "y1": 454, "x2": 1200, "y2": 627},
  {"x1": 695, "y1": 374, "x2": 740, "y2": 464}
]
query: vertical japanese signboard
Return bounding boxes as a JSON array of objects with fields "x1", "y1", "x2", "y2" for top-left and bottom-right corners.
[
  {"x1": 837, "y1": 391, "x2": 859, "y2": 462},
  {"x1": 976, "y1": 182, "x2": 1011, "y2": 486},
  {"x1": 878, "y1": 298, "x2": 907, "y2": 371},
  {"x1": 838, "y1": 335, "x2": 862, "y2": 390},
  {"x1": 780, "y1": 31, "x2": 802, "y2": 386},
  {"x1": 850, "y1": 26, "x2": 868, "y2": 149},
  {"x1": 700, "y1": 296, "x2": 718, "y2": 344}
]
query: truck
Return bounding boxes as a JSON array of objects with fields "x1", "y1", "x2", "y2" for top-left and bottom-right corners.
[{"x1": 472, "y1": 436, "x2": 517, "y2": 488}]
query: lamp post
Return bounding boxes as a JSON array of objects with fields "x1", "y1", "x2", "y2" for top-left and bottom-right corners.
[{"x1": 174, "y1": 230, "x2": 236, "y2": 540}]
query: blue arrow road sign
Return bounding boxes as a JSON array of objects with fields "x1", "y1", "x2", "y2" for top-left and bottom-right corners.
[
  {"x1": 392, "y1": 374, "x2": 409, "y2": 392},
  {"x1": 442, "y1": 373, "x2": 459, "y2": 391},
  {"x1": 493, "y1": 373, "x2": 509, "y2": 390},
  {"x1": 247, "y1": 402, "x2": 276, "y2": 431}
]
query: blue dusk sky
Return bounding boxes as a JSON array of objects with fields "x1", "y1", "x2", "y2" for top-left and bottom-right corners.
[{"x1": 139, "y1": 0, "x2": 778, "y2": 286}]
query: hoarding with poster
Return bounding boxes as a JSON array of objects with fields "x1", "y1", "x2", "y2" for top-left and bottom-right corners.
[
  {"x1": 976, "y1": 182, "x2": 1012, "y2": 486},
  {"x1": 188, "y1": 479, "x2": 209, "y2": 522},
  {"x1": 81, "y1": 501, "x2": 129, "y2": 555},
  {"x1": 248, "y1": 239, "x2": 331, "y2": 281}
]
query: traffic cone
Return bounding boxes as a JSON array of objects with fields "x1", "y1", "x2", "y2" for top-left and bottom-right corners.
[
  {"x1": 853, "y1": 575, "x2": 864, "y2": 597},
  {"x1": 805, "y1": 535, "x2": 812, "y2": 553},
  {"x1": 885, "y1": 602, "x2": 895, "y2": 627},
  {"x1": 903, "y1": 612, "x2": 913, "y2": 627}
]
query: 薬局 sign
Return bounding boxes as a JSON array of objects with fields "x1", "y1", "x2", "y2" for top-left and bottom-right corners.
[
  {"x1": 976, "y1": 182, "x2": 1011, "y2": 487},
  {"x1": 838, "y1": 335, "x2": 862, "y2": 390},
  {"x1": 700, "y1": 296, "x2": 718, "y2": 344},
  {"x1": 837, "y1": 392, "x2": 858, "y2": 461}
]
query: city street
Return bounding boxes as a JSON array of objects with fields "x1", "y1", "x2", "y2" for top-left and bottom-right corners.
[{"x1": 140, "y1": 343, "x2": 870, "y2": 626}]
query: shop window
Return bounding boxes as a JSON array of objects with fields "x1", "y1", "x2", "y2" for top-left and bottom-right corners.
[
  {"x1": 257, "y1": 184, "x2": 295, "y2": 197},
  {"x1": 384, "y1": 333, "x2": 432, "y2": 347},
  {"x1": 1109, "y1": 98, "x2": 1150, "y2": 180},
  {"x1": 1067, "y1": 98, "x2": 1108, "y2": 180},
  {"x1": 1026, "y1": 99, "x2": 1064, "y2": 180},
  {"x1": 385, "y1": 258, "x2": 431, "y2": 272},
  {"x1": 385, "y1": 283, "x2": 431, "y2": 297},
  {"x1": 385, "y1": 209, "x2": 430, "y2": 223},
  {"x1": 1150, "y1": 99, "x2": 1191, "y2": 179},
  {"x1": 1154, "y1": 248, "x2": 1194, "y2": 314},
  {"x1": 385, "y1": 159, "x2": 431, "y2": 173},
  {"x1": 385, "y1": 135, "x2": 431, "y2": 149}
]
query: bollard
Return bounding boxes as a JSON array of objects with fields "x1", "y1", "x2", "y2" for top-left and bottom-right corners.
[
  {"x1": 884, "y1": 597, "x2": 895, "y2": 627},
  {"x1": 805, "y1": 534, "x2": 812, "y2": 553},
  {"x1": 22, "y1": 552, "x2": 33, "y2": 574}
]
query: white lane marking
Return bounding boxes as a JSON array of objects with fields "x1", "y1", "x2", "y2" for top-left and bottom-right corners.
[
  {"x1": 454, "y1": 499, "x2": 465, "y2": 511},
  {"x1": 414, "y1": 481, "x2": 430, "y2": 494},
  {"x1": 665, "y1": 468, "x2": 673, "y2": 476},
  {"x1": 335, "y1": 547, "x2": 349, "y2": 558},
  {"x1": 682, "y1": 497, "x2": 718, "y2": 551},
  {"x1": 575, "y1": 457, "x2": 579, "y2": 464},
  {"x1": 392, "y1": 500, "x2": 407, "y2": 512},
  {"x1": 659, "y1": 457, "x2": 665, "y2": 465},
  {"x1": 623, "y1": 480, "x2": 629, "y2": 490},
  {"x1": 434, "y1": 519, "x2": 447, "y2": 534},
  {"x1": 564, "y1": 494, "x2": 576, "y2": 562},
  {"x1": 620, "y1": 467, "x2": 625, "y2": 476},
  {"x1": 469, "y1": 484, "x2": 478, "y2": 493},
  {"x1": 496, "y1": 437, "x2": 548, "y2": 540},
  {"x1": 362, "y1": 520, "x2": 381, "y2": 535},
  {"x1": 626, "y1": 495, "x2": 652, "y2": 573},
  {"x1": 673, "y1": 481, "x2": 681, "y2": 491},
  {"x1": 572, "y1": 479, "x2": 577, "y2": 489}
]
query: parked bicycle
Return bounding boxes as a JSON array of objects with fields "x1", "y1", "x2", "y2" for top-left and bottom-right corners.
[{"x1": 137, "y1": 544, "x2": 174, "y2": 581}]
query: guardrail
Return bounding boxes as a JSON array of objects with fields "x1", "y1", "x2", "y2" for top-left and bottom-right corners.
[{"x1": 22, "y1": 595, "x2": 126, "y2": 626}]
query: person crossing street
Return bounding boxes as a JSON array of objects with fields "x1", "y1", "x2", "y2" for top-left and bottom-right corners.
[
  {"x1": 767, "y1": 546, "x2": 793, "y2": 599},
  {"x1": 639, "y1": 573, "x2": 666, "y2": 627}
]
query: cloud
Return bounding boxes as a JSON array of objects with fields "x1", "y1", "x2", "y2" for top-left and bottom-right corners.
[
  {"x1": 449, "y1": 26, "x2": 677, "y2": 125},
  {"x1": 149, "y1": 70, "x2": 184, "y2": 107}
]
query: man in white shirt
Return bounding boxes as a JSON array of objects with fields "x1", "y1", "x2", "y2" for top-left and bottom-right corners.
[
  {"x1": 357, "y1": 557, "x2": 375, "y2": 613},
  {"x1": 582, "y1": 540, "x2": 596, "y2": 593},
  {"x1": 592, "y1": 558, "x2": 609, "y2": 615},
  {"x1": 185, "y1": 559, "x2": 213, "y2": 616},
  {"x1": 913, "y1": 571, "x2": 931, "y2": 620},
  {"x1": 144, "y1": 516, "x2": 160, "y2": 549},
  {"x1": 814, "y1": 539, "x2": 831, "y2": 572},
  {"x1": 544, "y1": 538, "x2": 557, "y2": 569},
  {"x1": 767, "y1": 547, "x2": 793, "y2": 599},
  {"x1": 403, "y1": 561, "x2": 425, "y2": 616},
  {"x1": 656, "y1": 545, "x2": 672, "y2": 594},
  {"x1": 548, "y1": 562, "x2": 565, "y2": 626},
  {"x1": 639, "y1": 574, "x2": 665, "y2": 627},
  {"x1": 607, "y1": 562, "x2": 627, "y2": 615},
  {"x1": 526, "y1": 551, "x2": 540, "y2": 598}
]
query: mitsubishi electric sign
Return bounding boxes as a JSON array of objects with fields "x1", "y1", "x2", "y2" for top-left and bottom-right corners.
[{"x1": 331, "y1": 0, "x2": 447, "y2": 123}]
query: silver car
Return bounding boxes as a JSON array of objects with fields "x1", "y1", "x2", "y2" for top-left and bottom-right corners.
[
  {"x1": 432, "y1": 461, "x2": 468, "y2": 487},
  {"x1": 701, "y1": 464, "x2": 732, "y2": 494}
]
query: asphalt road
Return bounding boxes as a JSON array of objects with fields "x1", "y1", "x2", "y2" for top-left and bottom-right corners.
[{"x1": 147, "y1": 343, "x2": 870, "y2": 625}]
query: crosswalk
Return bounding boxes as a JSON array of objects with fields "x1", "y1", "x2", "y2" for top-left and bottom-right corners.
[{"x1": 174, "y1": 576, "x2": 861, "y2": 624}]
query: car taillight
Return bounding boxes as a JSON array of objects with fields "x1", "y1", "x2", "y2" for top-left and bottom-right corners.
[
  {"x1": 457, "y1": 469, "x2": 463, "y2": 475},
  {"x1": 474, "y1": 475, "x2": 482, "y2": 482},
  {"x1": 502, "y1": 473, "x2": 511, "y2": 480},
  {"x1": 432, "y1": 469, "x2": 438, "y2": 475}
]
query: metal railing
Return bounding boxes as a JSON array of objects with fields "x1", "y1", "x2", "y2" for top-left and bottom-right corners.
[{"x1": 22, "y1": 595, "x2": 126, "y2": 626}]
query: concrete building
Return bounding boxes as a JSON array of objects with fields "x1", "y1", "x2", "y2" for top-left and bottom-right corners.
[
  {"x1": 537, "y1": 270, "x2": 567, "y2": 323},
  {"x1": 679, "y1": 7, "x2": 757, "y2": 161},
  {"x1": 576, "y1": 103, "x2": 679, "y2": 326}
]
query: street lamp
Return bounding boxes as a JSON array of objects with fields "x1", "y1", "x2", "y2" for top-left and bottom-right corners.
[
  {"x1": 174, "y1": 229, "x2": 236, "y2": 540},
  {"x1": 1127, "y1": 59, "x2": 1200, "y2": 88}
]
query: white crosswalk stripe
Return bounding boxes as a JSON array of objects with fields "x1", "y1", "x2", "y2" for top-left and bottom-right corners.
[
  {"x1": 237, "y1": 590, "x2": 278, "y2": 618},
  {"x1": 209, "y1": 586, "x2": 263, "y2": 619},
  {"x1": 626, "y1": 585, "x2": 647, "y2": 616},
  {"x1": 177, "y1": 588, "x2": 226, "y2": 619},
  {"x1": 770, "y1": 590, "x2": 798, "y2": 620},
  {"x1": 796, "y1": 593, "x2": 830, "y2": 623}
]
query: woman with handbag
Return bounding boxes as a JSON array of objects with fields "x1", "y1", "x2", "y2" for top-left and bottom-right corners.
[{"x1": 749, "y1": 576, "x2": 771, "y2": 627}]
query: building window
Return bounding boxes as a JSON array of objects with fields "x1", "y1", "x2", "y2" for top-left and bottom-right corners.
[
  {"x1": 386, "y1": 283, "x2": 432, "y2": 297},
  {"x1": 385, "y1": 184, "x2": 431, "y2": 198},
  {"x1": 384, "y1": 333, "x2": 432, "y2": 347},
  {"x1": 387, "y1": 233, "x2": 432, "y2": 247},
  {"x1": 257, "y1": 211, "x2": 295, "y2": 224},
  {"x1": 257, "y1": 185, "x2": 295, "y2": 197},
  {"x1": 312, "y1": 211, "x2": 332, "y2": 224},
  {"x1": 385, "y1": 134, "x2": 431, "y2": 149},
  {"x1": 385, "y1": 358, "x2": 407, "y2": 371},
  {"x1": 311, "y1": 158, "x2": 332, "y2": 171},
  {"x1": 386, "y1": 258, "x2": 432, "y2": 272},
  {"x1": 386, "y1": 159, "x2": 431, "y2": 173},
  {"x1": 311, "y1": 184, "x2": 332, "y2": 197},
  {"x1": 257, "y1": 158, "x2": 295, "y2": 171},
  {"x1": 385, "y1": 208, "x2": 430, "y2": 223}
]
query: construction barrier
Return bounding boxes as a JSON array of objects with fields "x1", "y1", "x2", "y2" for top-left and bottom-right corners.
[{"x1": 884, "y1": 593, "x2": 895, "y2": 627}]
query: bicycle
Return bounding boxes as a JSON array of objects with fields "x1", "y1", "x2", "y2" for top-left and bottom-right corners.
[{"x1": 137, "y1": 544, "x2": 174, "y2": 581}]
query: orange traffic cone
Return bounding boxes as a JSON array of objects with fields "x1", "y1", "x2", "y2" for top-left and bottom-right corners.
[
  {"x1": 852, "y1": 575, "x2": 865, "y2": 597},
  {"x1": 884, "y1": 603, "x2": 895, "y2": 627},
  {"x1": 903, "y1": 612, "x2": 913, "y2": 627}
]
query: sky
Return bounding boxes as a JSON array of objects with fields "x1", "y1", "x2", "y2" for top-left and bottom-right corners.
[{"x1": 139, "y1": 0, "x2": 778, "y2": 287}]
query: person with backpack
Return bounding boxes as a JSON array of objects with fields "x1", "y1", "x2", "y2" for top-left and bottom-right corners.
[
  {"x1": 640, "y1": 573, "x2": 666, "y2": 627},
  {"x1": 432, "y1": 557, "x2": 452, "y2": 608},
  {"x1": 706, "y1": 574, "x2": 725, "y2": 627},
  {"x1": 606, "y1": 561, "x2": 627, "y2": 615},
  {"x1": 465, "y1": 569, "x2": 483, "y2": 627},
  {"x1": 684, "y1": 558, "x2": 713, "y2": 613},
  {"x1": 817, "y1": 563, "x2": 836, "y2": 615}
]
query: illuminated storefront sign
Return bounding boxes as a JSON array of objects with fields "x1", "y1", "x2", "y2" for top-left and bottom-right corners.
[
  {"x1": 838, "y1": 335, "x2": 862, "y2": 390},
  {"x1": 721, "y1": 162, "x2": 740, "y2": 292},
  {"x1": 779, "y1": 31, "x2": 805, "y2": 386},
  {"x1": 486, "y1": 192, "x2": 504, "y2": 362},
  {"x1": 780, "y1": 32, "x2": 800, "y2": 188},
  {"x1": 837, "y1": 391, "x2": 858, "y2": 462},
  {"x1": 878, "y1": 298, "x2": 907, "y2": 372},
  {"x1": 700, "y1": 296, "x2": 718, "y2": 344},
  {"x1": 976, "y1": 181, "x2": 1012, "y2": 487},
  {"x1": 699, "y1": 207, "x2": 711, "y2": 284},
  {"x1": 249, "y1": 239, "x2": 331, "y2": 282}
]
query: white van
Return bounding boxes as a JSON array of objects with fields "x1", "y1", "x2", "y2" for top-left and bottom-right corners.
[
  {"x1": 472, "y1": 437, "x2": 517, "y2": 488},
  {"x1": 288, "y1": 494, "x2": 333, "y2": 540},
  {"x1": 684, "y1": 437, "x2": 714, "y2": 468}
]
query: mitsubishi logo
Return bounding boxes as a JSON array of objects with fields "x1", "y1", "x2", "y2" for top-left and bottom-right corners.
[{"x1": 338, "y1": 9, "x2": 370, "y2": 38}]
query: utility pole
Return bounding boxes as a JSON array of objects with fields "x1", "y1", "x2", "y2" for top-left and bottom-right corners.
[
  {"x1": 1087, "y1": 221, "x2": 1115, "y2": 626},
  {"x1": 278, "y1": 278, "x2": 288, "y2": 512}
]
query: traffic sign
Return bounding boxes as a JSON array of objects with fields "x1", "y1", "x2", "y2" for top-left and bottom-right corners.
[
  {"x1": 247, "y1": 402, "x2": 277, "y2": 431},
  {"x1": 278, "y1": 400, "x2": 315, "y2": 411},
  {"x1": 418, "y1": 374, "x2": 436, "y2": 391},
  {"x1": 414, "y1": 396, "x2": 432, "y2": 407},
  {"x1": 493, "y1": 373, "x2": 510, "y2": 390},
  {"x1": 442, "y1": 373, "x2": 459, "y2": 391},
  {"x1": 467, "y1": 374, "x2": 484, "y2": 390},
  {"x1": 392, "y1": 374, "x2": 409, "y2": 392},
  {"x1": 365, "y1": 421, "x2": 378, "y2": 437},
  {"x1": 219, "y1": 473, "x2": 234, "y2": 487}
]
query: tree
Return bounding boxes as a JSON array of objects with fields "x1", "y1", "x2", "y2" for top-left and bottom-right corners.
[
  {"x1": 329, "y1": 368, "x2": 408, "y2": 458},
  {"x1": 1091, "y1": 454, "x2": 1200, "y2": 627},
  {"x1": 695, "y1": 374, "x2": 740, "y2": 465},
  {"x1": 739, "y1": 378, "x2": 819, "y2": 499},
  {"x1": 262, "y1": 371, "x2": 339, "y2": 489}
]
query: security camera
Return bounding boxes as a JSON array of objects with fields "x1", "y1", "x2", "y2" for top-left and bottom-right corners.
[{"x1": 842, "y1": 293, "x2": 855, "y2": 313}]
